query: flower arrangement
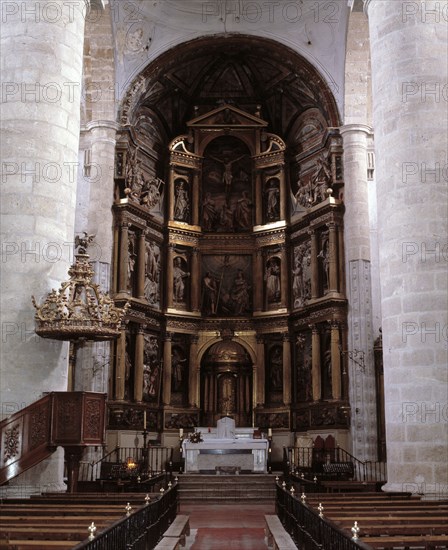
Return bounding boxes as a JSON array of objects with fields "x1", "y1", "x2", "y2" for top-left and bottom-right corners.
[{"x1": 188, "y1": 431, "x2": 203, "y2": 443}]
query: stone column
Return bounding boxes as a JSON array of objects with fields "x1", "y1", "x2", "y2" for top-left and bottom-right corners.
[
  {"x1": 191, "y1": 248, "x2": 200, "y2": 312},
  {"x1": 162, "y1": 333, "x2": 173, "y2": 405},
  {"x1": 364, "y1": 0, "x2": 448, "y2": 492},
  {"x1": 340, "y1": 123, "x2": 377, "y2": 461},
  {"x1": 282, "y1": 333, "x2": 291, "y2": 405},
  {"x1": 134, "y1": 328, "x2": 145, "y2": 402},
  {"x1": 256, "y1": 336, "x2": 265, "y2": 406},
  {"x1": 188, "y1": 336, "x2": 199, "y2": 407},
  {"x1": 311, "y1": 325, "x2": 321, "y2": 401},
  {"x1": 0, "y1": 0, "x2": 89, "y2": 491}
]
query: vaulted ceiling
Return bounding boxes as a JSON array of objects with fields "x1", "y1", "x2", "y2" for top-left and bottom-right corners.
[{"x1": 125, "y1": 36, "x2": 340, "y2": 148}]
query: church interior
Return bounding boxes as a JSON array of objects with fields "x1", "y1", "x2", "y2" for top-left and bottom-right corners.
[{"x1": 1, "y1": 0, "x2": 447, "y2": 548}]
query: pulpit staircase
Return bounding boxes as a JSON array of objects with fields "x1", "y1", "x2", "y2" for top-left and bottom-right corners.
[{"x1": 177, "y1": 473, "x2": 277, "y2": 502}]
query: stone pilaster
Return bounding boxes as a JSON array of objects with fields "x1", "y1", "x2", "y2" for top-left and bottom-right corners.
[{"x1": 364, "y1": 0, "x2": 448, "y2": 493}]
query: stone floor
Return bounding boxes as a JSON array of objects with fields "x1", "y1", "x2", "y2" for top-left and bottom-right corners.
[{"x1": 179, "y1": 502, "x2": 276, "y2": 549}]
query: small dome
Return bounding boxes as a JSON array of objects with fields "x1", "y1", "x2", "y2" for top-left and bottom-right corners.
[{"x1": 205, "y1": 340, "x2": 250, "y2": 365}]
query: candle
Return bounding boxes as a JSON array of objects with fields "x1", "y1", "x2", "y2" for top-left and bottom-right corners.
[
  {"x1": 143, "y1": 411, "x2": 146, "y2": 430},
  {"x1": 179, "y1": 428, "x2": 183, "y2": 438},
  {"x1": 268, "y1": 428, "x2": 272, "y2": 437}
]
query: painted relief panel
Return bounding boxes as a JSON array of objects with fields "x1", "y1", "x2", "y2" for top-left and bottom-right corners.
[
  {"x1": 202, "y1": 136, "x2": 252, "y2": 232},
  {"x1": 201, "y1": 255, "x2": 252, "y2": 316}
]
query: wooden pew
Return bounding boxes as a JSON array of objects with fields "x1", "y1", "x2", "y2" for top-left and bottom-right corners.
[
  {"x1": 264, "y1": 515, "x2": 297, "y2": 550},
  {"x1": 361, "y1": 534, "x2": 448, "y2": 549},
  {"x1": 0, "y1": 540, "x2": 81, "y2": 549},
  {"x1": 304, "y1": 492, "x2": 448, "y2": 549},
  {"x1": 162, "y1": 515, "x2": 190, "y2": 546}
]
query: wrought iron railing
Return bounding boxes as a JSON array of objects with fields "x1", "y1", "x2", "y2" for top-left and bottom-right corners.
[
  {"x1": 276, "y1": 483, "x2": 373, "y2": 550},
  {"x1": 71, "y1": 483, "x2": 177, "y2": 550},
  {"x1": 284, "y1": 447, "x2": 386, "y2": 483},
  {"x1": 78, "y1": 446, "x2": 174, "y2": 482}
]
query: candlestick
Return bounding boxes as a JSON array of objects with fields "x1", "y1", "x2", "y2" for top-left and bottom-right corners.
[{"x1": 143, "y1": 411, "x2": 146, "y2": 430}]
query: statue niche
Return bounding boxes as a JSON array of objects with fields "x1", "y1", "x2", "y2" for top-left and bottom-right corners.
[{"x1": 202, "y1": 136, "x2": 252, "y2": 233}]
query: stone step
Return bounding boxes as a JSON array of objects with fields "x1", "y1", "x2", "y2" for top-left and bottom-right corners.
[{"x1": 177, "y1": 473, "x2": 277, "y2": 501}]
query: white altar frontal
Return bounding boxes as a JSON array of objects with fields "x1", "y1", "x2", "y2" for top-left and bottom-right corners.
[{"x1": 182, "y1": 418, "x2": 269, "y2": 473}]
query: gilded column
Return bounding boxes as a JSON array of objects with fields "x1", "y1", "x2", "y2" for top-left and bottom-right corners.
[
  {"x1": 256, "y1": 336, "x2": 265, "y2": 406},
  {"x1": 282, "y1": 333, "x2": 291, "y2": 405},
  {"x1": 166, "y1": 244, "x2": 175, "y2": 309},
  {"x1": 255, "y1": 171, "x2": 262, "y2": 225},
  {"x1": 309, "y1": 230, "x2": 319, "y2": 299},
  {"x1": 204, "y1": 374, "x2": 210, "y2": 412},
  {"x1": 115, "y1": 328, "x2": 127, "y2": 400},
  {"x1": 279, "y1": 169, "x2": 286, "y2": 221},
  {"x1": 118, "y1": 222, "x2": 129, "y2": 295},
  {"x1": 136, "y1": 231, "x2": 146, "y2": 299},
  {"x1": 192, "y1": 171, "x2": 200, "y2": 226},
  {"x1": 168, "y1": 167, "x2": 175, "y2": 221},
  {"x1": 254, "y1": 249, "x2": 264, "y2": 311},
  {"x1": 330, "y1": 322, "x2": 341, "y2": 400},
  {"x1": 134, "y1": 327, "x2": 145, "y2": 402},
  {"x1": 328, "y1": 223, "x2": 339, "y2": 293},
  {"x1": 188, "y1": 336, "x2": 199, "y2": 407},
  {"x1": 311, "y1": 325, "x2": 321, "y2": 401},
  {"x1": 191, "y1": 248, "x2": 200, "y2": 312},
  {"x1": 162, "y1": 333, "x2": 173, "y2": 405},
  {"x1": 280, "y1": 245, "x2": 288, "y2": 308}
]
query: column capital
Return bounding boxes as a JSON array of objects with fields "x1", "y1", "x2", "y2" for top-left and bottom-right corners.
[
  {"x1": 339, "y1": 124, "x2": 373, "y2": 137},
  {"x1": 83, "y1": 120, "x2": 121, "y2": 133}
]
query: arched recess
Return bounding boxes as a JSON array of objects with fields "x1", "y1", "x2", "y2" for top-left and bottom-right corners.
[
  {"x1": 200, "y1": 339, "x2": 254, "y2": 428},
  {"x1": 119, "y1": 34, "x2": 341, "y2": 148},
  {"x1": 109, "y1": 32, "x2": 349, "y2": 444}
]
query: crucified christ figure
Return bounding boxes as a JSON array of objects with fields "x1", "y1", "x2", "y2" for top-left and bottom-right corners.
[{"x1": 209, "y1": 154, "x2": 246, "y2": 200}]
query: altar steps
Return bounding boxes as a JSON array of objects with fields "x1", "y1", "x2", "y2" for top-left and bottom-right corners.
[{"x1": 177, "y1": 474, "x2": 277, "y2": 502}]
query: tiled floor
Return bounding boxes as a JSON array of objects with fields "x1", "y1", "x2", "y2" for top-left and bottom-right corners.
[{"x1": 179, "y1": 503, "x2": 275, "y2": 549}]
